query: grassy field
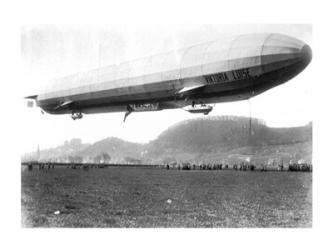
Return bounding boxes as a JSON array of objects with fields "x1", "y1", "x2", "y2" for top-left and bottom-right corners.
[{"x1": 21, "y1": 167, "x2": 312, "y2": 227}]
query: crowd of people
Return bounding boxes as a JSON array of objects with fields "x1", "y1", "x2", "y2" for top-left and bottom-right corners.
[
  {"x1": 164, "y1": 162, "x2": 312, "y2": 172},
  {"x1": 24, "y1": 161, "x2": 312, "y2": 172},
  {"x1": 288, "y1": 163, "x2": 312, "y2": 172},
  {"x1": 28, "y1": 162, "x2": 55, "y2": 170}
]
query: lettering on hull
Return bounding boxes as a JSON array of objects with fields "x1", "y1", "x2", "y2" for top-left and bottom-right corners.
[
  {"x1": 205, "y1": 72, "x2": 229, "y2": 84},
  {"x1": 231, "y1": 68, "x2": 254, "y2": 81},
  {"x1": 205, "y1": 68, "x2": 257, "y2": 85}
]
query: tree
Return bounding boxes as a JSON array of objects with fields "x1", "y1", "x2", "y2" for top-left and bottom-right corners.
[
  {"x1": 124, "y1": 156, "x2": 141, "y2": 164},
  {"x1": 94, "y1": 152, "x2": 111, "y2": 163},
  {"x1": 101, "y1": 152, "x2": 111, "y2": 163}
]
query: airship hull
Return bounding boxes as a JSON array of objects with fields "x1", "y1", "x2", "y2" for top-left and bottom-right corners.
[{"x1": 34, "y1": 33, "x2": 312, "y2": 116}]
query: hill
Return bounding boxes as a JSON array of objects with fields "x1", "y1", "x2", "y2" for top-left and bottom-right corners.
[
  {"x1": 146, "y1": 116, "x2": 312, "y2": 164},
  {"x1": 22, "y1": 116, "x2": 312, "y2": 165},
  {"x1": 76, "y1": 137, "x2": 143, "y2": 163}
]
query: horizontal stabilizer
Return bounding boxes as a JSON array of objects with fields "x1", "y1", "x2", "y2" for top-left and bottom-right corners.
[
  {"x1": 178, "y1": 84, "x2": 205, "y2": 94},
  {"x1": 24, "y1": 95, "x2": 38, "y2": 99},
  {"x1": 55, "y1": 100, "x2": 73, "y2": 110}
]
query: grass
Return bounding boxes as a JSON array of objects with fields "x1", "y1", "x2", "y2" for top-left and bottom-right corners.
[{"x1": 21, "y1": 167, "x2": 312, "y2": 227}]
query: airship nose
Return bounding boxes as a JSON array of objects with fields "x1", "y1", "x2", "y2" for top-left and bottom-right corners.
[
  {"x1": 300, "y1": 44, "x2": 312, "y2": 66},
  {"x1": 260, "y1": 34, "x2": 312, "y2": 77}
]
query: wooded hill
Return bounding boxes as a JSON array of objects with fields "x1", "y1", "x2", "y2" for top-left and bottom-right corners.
[{"x1": 23, "y1": 116, "x2": 312, "y2": 165}]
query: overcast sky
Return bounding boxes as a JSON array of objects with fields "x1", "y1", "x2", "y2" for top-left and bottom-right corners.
[{"x1": 20, "y1": 24, "x2": 313, "y2": 153}]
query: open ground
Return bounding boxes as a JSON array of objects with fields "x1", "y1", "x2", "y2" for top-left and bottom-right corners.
[{"x1": 21, "y1": 167, "x2": 312, "y2": 227}]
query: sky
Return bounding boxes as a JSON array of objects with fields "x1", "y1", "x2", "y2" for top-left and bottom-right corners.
[{"x1": 20, "y1": 24, "x2": 313, "y2": 153}]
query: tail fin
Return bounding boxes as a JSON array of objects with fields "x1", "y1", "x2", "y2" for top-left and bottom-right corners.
[{"x1": 24, "y1": 95, "x2": 38, "y2": 108}]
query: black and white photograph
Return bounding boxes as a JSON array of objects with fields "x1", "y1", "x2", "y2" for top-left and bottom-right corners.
[
  {"x1": 2, "y1": 0, "x2": 333, "y2": 249},
  {"x1": 21, "y1": 23, "x2": 313, "y2": 228}
]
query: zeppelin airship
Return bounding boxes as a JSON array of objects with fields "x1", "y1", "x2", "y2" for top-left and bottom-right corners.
[{"x1": 26, "y1": 33, "x2": 312, "y2": 121}]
